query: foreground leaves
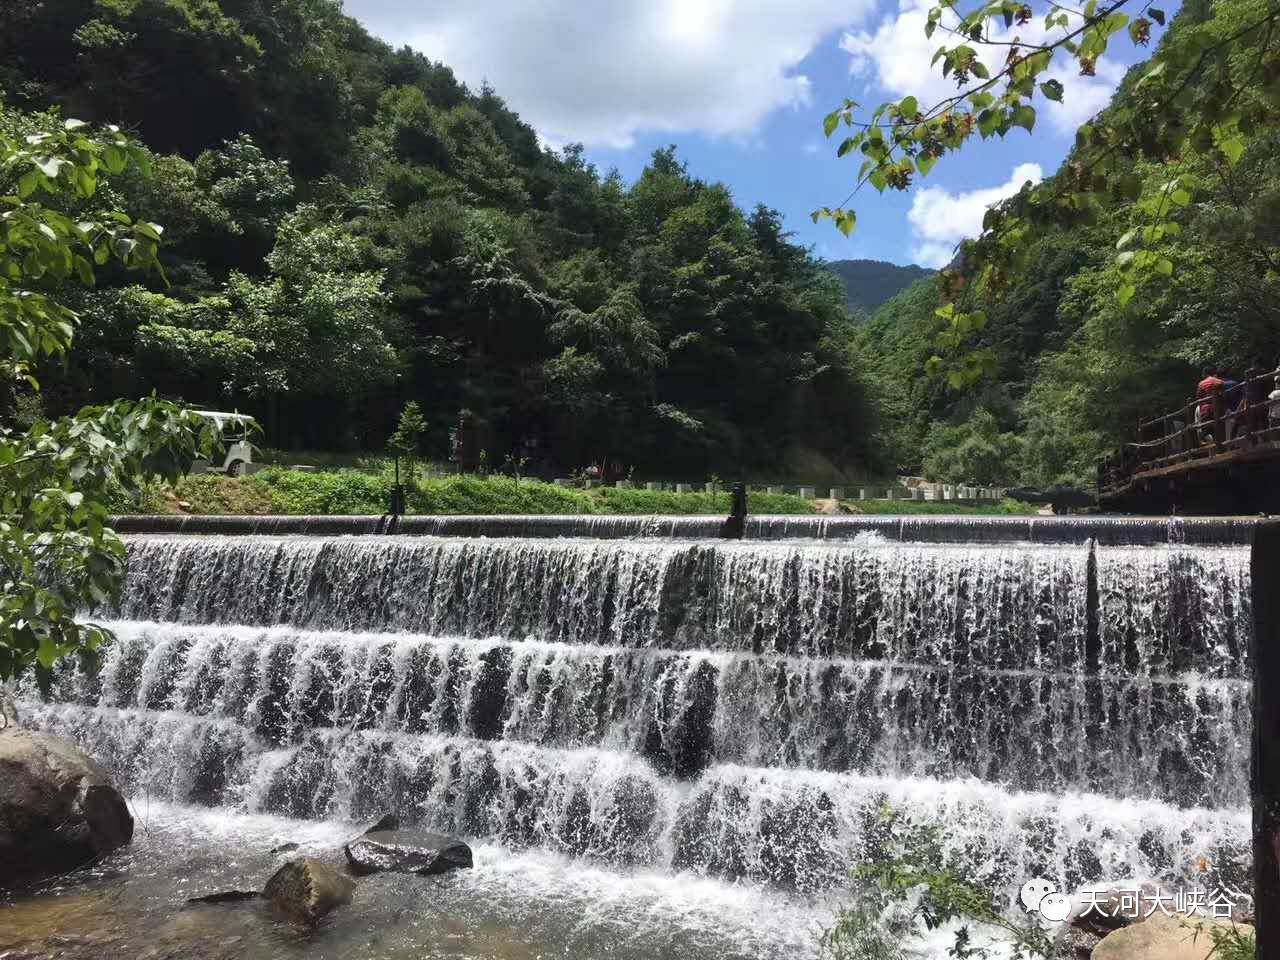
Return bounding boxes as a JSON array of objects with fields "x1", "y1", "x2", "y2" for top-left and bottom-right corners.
[{"x1": 0, "y1": 120, "x2": 214, "y2": 685}]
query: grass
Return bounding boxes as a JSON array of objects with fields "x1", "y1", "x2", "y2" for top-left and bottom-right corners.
[
  {"x1": 141, "y1": 469, "x2": 818, "y2": 516},
  {"x1": 128, "y1": 467, "x2": 1037, "y2": 518}
]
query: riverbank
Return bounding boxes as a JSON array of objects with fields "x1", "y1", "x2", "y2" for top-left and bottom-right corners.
[{"x1": 122, "y1": 469, "x2": 1035, "y2": 517}]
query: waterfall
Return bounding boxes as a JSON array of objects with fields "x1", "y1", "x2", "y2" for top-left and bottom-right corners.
[
  {"x1": 110, "y1": 513, "x2": 1258, "y2": 544},
  {"x1": 19, "y1": 534, "x2": 1253, "y2": 899}
]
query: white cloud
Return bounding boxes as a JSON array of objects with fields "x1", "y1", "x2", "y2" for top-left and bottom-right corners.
[
  {"x1": 907, "y1": 161, "x2": 1042, "y2": 267},
  {"x1": 343, "y1": 0, "x2": 877, "y2": 149},
  {"x1": 840, "y1": 0, "x2": 1125, "y2": 136}
]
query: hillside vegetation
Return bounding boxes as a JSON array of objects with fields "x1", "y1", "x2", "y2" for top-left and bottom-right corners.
[
  {"x1": 0, "y1": 0, "x2": 900, "y2": 483},
  {"x1": 858, "y1": 0, "x2": 1280, "y2": 487},
  {"x1": 827, "y1": 259, "x2": 934, "y2": 317}
]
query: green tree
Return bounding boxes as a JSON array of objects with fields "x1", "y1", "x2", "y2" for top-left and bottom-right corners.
[
  {"x1": 0, "y1": 118, "x2": 214, "y2": 685},
  {"x1": 921, "y1": 408, "x2": 1024, "y2": 484},
  {"x1": 387, "y1": 399, "x2": 428, "y2": 480}
]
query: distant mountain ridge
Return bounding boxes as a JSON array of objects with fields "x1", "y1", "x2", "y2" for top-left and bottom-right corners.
[{"x1": 827, "y1": 259, "x2": 933, "y2": 317}]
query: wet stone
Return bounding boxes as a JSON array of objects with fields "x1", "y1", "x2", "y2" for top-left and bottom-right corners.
[{"x1": 344, "y1": 830, "x2": 473, "y2": 877}]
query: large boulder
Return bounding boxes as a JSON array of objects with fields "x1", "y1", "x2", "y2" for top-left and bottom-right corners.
[
  {"x1": 1063, "y1": 882, "x2": 1158, "y2": 939},
  {"x1": 0, "y1": 728, "x2": 133, "y2": 887},
  {"x1": 263, "y1": 857, "x2": 354, "y2": 922},
  {"x1": 344, "y1": 829, "x2": 473, "y2": 877},
  {"x1": 1092, "y1": 913, "x2": 1254, "y2": 960}
]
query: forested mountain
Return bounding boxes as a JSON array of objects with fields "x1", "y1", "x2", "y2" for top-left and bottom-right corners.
[
  {"x1": 857, "y1": 0, "x2": 1280, "y2": 486},
  {"x1": 0, "y1": 0, "x2": 876, "y2": 481},
  {"x1": 826, "y1": 259, "x2": 933, "y2": 317}
]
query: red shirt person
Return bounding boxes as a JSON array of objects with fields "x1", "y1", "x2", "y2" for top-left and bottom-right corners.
[{"x1": 1197, "y1": 367, "x2": 1226, "y2": 422}]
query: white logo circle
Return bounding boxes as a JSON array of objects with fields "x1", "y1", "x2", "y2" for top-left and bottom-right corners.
[
  {"x1": 1039, "y1": 892, "x2": 1071, "y2": 923},
  {"x1": 1020, "y1": 878, "x2": 1055, "y2": 913}
]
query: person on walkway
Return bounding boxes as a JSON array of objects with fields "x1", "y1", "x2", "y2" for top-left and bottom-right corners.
[
  {"x1": 1196, "y1": 366, "x2": 1226, "y2": 441},
  {"x1": 1245, "y1": 360, "x2": 1270, "y2": 436}
]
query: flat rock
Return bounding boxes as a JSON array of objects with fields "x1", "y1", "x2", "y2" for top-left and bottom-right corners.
[
  {"x1": 345, "y1": 830, "x2": 473, "y2": 877},
  {"x1": 1092, "y1": 913, "x2": 1254, "y2": 960},
  {"x1": 0, "y1": 729, "x2": 133, "y2": 887},
  {"x1": 262, "y1": 858, "x2": 354, "y2": 923}
]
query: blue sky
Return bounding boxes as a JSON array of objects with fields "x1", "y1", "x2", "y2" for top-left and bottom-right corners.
[{"x1": 344, "y1": 0, "x2": 1165, "y2": 268}]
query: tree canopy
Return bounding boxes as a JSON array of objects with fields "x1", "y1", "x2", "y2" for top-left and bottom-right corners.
[
  {"x1": 836, "y1": 0, "x2": 1280, "y2": 485},
  {"x1": 2, "y1": 1, "x2": 883, "y2": 481}
]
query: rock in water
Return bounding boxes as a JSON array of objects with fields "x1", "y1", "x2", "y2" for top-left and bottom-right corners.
[
  {"x1": 361, "y1": 814, "x2": 400, "y2": 835},
  {"x1": 262, "y1": 858, "x2": 354, "y2": 922},
  {"x1": 344, "y1": 830, "x2": 473, "y2": 877},
  {"x1": 1092, "y1": 913, "x2": 1254, "y2": 960},
  {"x1": 0, "y1": 729, "x2": 133, "y2": 886}
]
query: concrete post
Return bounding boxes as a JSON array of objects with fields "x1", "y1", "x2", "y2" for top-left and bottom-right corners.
[
  {"x1": 859, "y1": 488, "x2": 870, "y2": 500},
  {"x1": 645, "y1": 481, "x2": 662, "y2": 491},
  {"x1": 829, "y1": 487, "x2": 845, "y2": 500},
  {"x1": 676, "y1": 483, "x2": 692, "y2": 493},
  {"x1": 767, "y1": 485, "x2": 784, "y2": 495},
  {"x1": 705, "y1": 482, "x2": 721, "y2": 493},
  {"x1": 1252, "y1": 521, "x2": 1280, "y2": 951},
  {"x1": 912, "y1": 488, "x2": 924, "y2": 500}
]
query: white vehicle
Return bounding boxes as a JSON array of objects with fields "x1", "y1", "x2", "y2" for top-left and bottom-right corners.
[{"x1": 191, "y1": 411, "x2": 257, "y2": 476}]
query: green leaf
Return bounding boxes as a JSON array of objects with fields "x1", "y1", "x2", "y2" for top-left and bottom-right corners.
[
  {"x1": 1149, "y1": 7, "x2": 1165, "y2": 24},
  {"x1": 36, "y1": 634, "x2": 58, "y2": 670},
  {"x1": 916, "y1": 153, "x2": 938, "y2": 176},
  {"x1": 1011, "y1": 105, "x2": 1036, "y2": 131},
  {"x1": 1155, "y1": 258, "x2": 1174, "y2": 277},
  {"x1": 1116, "y1": 283, "x2": 1136, "y2": 307},
  {"x1": 1039, "y1": 79, "x2": 1064, "y2": 102},
  {"x1": 899, "y1": 96, "x2": 919, "y2": 117},
  {"x1": 17, "y1": 170, "x2": 39, "y2": 198},
  {"x1": 823, "y1": 111, "x2": 840, "y2": 138},
  {"x1": 1217, "y1": 134, "x2": 1246, "y2": 166}
]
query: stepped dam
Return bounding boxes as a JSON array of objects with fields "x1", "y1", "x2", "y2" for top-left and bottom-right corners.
[{"x1": 11, "y1": 518, "x2": 1255, "y2": 958}]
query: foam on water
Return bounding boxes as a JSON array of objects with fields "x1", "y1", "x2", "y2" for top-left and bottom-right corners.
[{"x1": 14, "y1": 532, "x2": 1255, "y2": 957}]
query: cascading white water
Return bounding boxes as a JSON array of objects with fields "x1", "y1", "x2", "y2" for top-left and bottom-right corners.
[{"x1": 19, "y1": 533, "x2": 1253, "y2": 906}]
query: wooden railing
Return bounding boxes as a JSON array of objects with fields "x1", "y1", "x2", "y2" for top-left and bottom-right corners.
[{"x1": 1099, "y1": 367, "x2": 1280, "y2": 496}]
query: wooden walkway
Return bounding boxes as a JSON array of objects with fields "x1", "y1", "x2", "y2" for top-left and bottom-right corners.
[{"x1": 1099, "y1": 367, "x2": 1280, "y2": 506}]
